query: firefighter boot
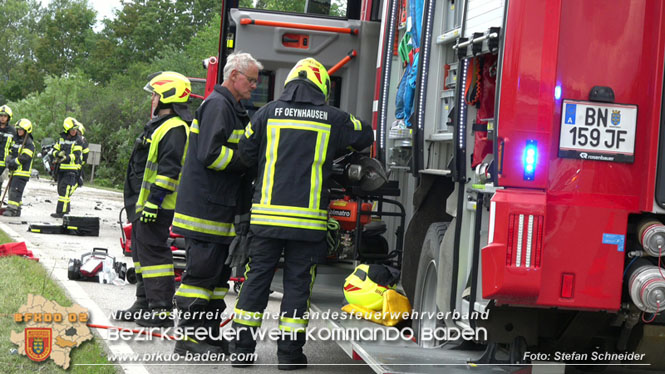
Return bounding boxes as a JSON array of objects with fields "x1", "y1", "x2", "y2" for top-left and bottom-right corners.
[
  {"x1": 174, "y1": 338, "x2": 226, "y2": 356},
  {"x1": 231, "y1": 324, "x2": 257, "y2": 367},
  {"x1": 278, "y1": 354, "x2": 307, "y2": 371},
  {"x1": 135, "y1": 307, "x2": 173, "y2": 328},
  {"x1": 203, "y1": 313, "x2": 230, "y2": 354},
  {"x1": 3, "y1": 207, "x2": 20, "y2": 217},
  {"x1": 277, "y1": 332, "x2": 307, "y2": 370},
  {"x1": 174, "y1": 309, "x2": 228, "y2": 356},
  {"x1": 52, "y1": 200, "x2": 67, "y2": 218},
  {"x1": 113, "y1": 277, "x2": 148, "y2": 321},
  {"x1": 113, "y1": 297, "x2": 149, "y2": 322}
]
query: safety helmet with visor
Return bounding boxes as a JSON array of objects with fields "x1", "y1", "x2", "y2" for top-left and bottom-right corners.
[
  {"x1": 16, "y1": 119, "x2": 33, "y2": 134},
  {"x1": 284, "y1": 58, "x2": 331, "y2": 102},
  {"x1": 144, "y1": 71, "x2": 191, "y2": 104},
  {"x1": 63, "y1": 117, "x2": 80, "y2": 133},
  {"x1": 0, "y1": 105, "x2": 12, "y2": 122}
]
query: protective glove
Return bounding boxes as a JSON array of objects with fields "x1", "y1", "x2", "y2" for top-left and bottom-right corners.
[
  {"x1": 6, "y1": 157, "x2": 17, "y2": 171},
  {"x1": 235, "y1": 216, "x2": 250, "y2": 236},
  {"x1": 225, "y1": 217, "x2": 250, "y2": 267},
  {"x1": 55, "y1": 151, "x2": 66, "y2": 163},
  {"x1": 140, "y1": 201, "x2": 159, "y2": 224},
  {"x1": 53, "y1": 152, "x2": 65, "y2": 163},
  {"x1": 226, "y1": 234, "x2": 251, "y2": 268}
]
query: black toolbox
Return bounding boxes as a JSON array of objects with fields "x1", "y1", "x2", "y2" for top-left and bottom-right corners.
[
  {"x1": 28, "y1": 224, "x2": 66, "y2": 234},
  {"x1": 28, "y1": 216, "x2": 100, "y2": 237},
  {"x1": 63, "y1": 216, "x2": 100, "y2": 236}
]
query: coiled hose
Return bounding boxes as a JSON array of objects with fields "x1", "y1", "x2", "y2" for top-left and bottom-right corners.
[{"x1": 327, "y1": 218, "x2": 341, "y2": 256}]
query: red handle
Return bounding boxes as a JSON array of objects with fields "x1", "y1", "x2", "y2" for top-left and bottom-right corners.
[
  {"x1": 328, "y1": 50, "x2": 358, "y2": 75},
  {"x1": 240, "y1": 18, "x2": 358, "y2": 35}
]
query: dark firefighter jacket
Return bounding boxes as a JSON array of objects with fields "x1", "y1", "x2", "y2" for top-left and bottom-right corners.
[
  {"x1": 123, "y1": 114, "x2": 189, "y2": 223},
  {"x1": 172, "y1": 85, "x2": 251, "y2": 244},
  {"x1": 8, "y1": 133, "x2": 34, "y2": 178},
  {"x1": 0, "y1": 125, "x2": 16, "y2": 167},
  {"x1": 238, "y1": 81, "x2": 374, "y2": 242},
  {"x1": 51, "y1": 133, "x2": 84, "y2": 172},
  {"x1": 81, "y1": 136, "x2": 89, "y2": 165}
]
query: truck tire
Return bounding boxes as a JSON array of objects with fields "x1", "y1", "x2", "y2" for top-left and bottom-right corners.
[
  {"x1": 402, "y1": 176, "x2": 454, "y2": 303},
  {"x1": 412, "y1": 222, "x2": 449, "y2": 348}
]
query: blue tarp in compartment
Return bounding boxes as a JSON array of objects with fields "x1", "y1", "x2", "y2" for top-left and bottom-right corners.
[{"x1": 394, "y1": 0, "x2": 424, "y2": 128}]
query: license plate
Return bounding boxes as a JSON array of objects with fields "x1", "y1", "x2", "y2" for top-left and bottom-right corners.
[{"x1": 559, "y1": 100, "x2": 637, "y2": 163}]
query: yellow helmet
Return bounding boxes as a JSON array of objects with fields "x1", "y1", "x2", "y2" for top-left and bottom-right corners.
[
  {"x1": 0, "y1": 105, "x2": 12, "y2": 120},
  {"x1": 77, "y1": 123, "x2": 86, "y2": 136},
  {"x1": 343, "y1": 264, "x2": 399, "y2": 311},
  {"x1": 16, "y1": 119, "x2": 33, "y2": 134},
  {"x1": 284, "y1": 58, "x2": 331, "y2": 101},
  {"x1": 144, "y1": 71, "x2": 191, "y2": 104},
  {"x1": 63, "y1": 117, "x2": 79, "y2": 133}
]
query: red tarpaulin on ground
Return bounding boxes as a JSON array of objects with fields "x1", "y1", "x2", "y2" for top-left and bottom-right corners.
[{"x1": 0, "y1": 242, "x2": 38, "y2": 261}]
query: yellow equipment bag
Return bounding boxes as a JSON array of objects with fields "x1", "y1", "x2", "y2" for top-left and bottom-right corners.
[{"x1": 342, "y1": 289, "x2": 412, "y2": 327}]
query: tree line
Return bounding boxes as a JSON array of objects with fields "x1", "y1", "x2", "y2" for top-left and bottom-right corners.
[{"x1": 1, "y1": 0, "x2": 226, "y2": 187}]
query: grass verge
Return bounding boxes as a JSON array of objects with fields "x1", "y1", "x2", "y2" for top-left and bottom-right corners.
[
  {"x1": 83, "y1": 182, "x2": 122, "y2": 193},
  {"x1": 0, "y1": 250, "x2": 117, "y2": 373},
  {"x1": 0, "y1": 228, "x2": 13, "y2": 244}
]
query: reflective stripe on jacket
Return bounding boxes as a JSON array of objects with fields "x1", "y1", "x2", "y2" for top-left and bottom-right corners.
[
  {"x1": 238, "y1": 81, "x2": 374, "y2": 242},
  {"x1": 0, "y1": 126, "x2": 16, "y2": 167},
  {"x1": 9, "y1": 135, "x2": 34, "y2": 178},
  {"x1": 172, "y1": 85, "x2": 250, "y2": 243},
  {"x1": 52, "y1": 133, "x2": 84, "y2": 171},
  {"x1": 123, "y1": 114, "x2": 189, "y2": 223},
  {"x1": 135, "y1": 117, "x2": 189, "y2": 214}
]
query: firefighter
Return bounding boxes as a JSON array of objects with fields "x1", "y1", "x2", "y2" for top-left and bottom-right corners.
[
  {"x1": 3, "y1": 119, "x2": 34, "y2": 217},
  {"x1": 116, "y1": 71, "x2": 191, "y2": 328},
  {"x1": 50, "y1": 117, "x2": 85, "y2": 218},
  {"x1": 232, "y1": 58, "x2": 374, "y2": 369},
  {"x1": 0, "y1": 105, "x2": 17, "y2": 178},
  {"x1": 171, "y1": 52, "x2": 262, "y2": 355},
  {"x1": 76, "y1": 123, "x2": 89, "y2": 187}
]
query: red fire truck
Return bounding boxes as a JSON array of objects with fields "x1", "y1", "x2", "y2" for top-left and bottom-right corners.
[{"x1": 205, "y1": 0, "x2": 665, "y2": 371}]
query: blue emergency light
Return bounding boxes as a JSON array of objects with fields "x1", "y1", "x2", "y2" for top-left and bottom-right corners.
[
  {"x1": 555, "y1": 85, "x2": 562, "y2": 100},
  {"x1": 523, "y1": 140, "x2": 538, "y2": 181}
]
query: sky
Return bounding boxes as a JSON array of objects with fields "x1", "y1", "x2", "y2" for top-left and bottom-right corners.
[
  {"x1": 39, "y1": 0, "x2": 122, "y2": 29},
  {"x1": 87, "y1": 0, "x2": 123, "y2": 22}
]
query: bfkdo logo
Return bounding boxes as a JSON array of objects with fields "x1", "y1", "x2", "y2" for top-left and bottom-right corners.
[
  {"x1": 11, "y1": 294, "x2": 93, "y2": 369},
  {"x1": 25, "y1": 328, "x2": 52, "y2": 362}
]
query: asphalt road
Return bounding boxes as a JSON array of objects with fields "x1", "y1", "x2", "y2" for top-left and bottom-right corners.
[
  {"x1": 1, "y1": 178, "x2": 373, "y2": 374},
  {"x1": 4, "y1": 178, "x2": 661, "y2": 374}
]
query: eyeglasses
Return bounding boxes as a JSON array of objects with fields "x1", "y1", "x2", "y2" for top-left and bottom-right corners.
[{"x1": 237, "y1": 71, "x2": 258, "y2": 85}]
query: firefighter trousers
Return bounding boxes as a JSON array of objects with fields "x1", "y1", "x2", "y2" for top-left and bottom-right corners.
[
  {"x1": 174, "y1": 238, "x2": 232, "y2": 341},
  {"x1": 55, "y1": 171, "x2": 78, "y2": 214},
  {"x1": 132, "y1": 210, "x2": 175, "y2": 309},
  {"x1": 130, "y1": 225, "x2": 147, "y2": 302},
  {"x1": 7, "y1": 176, "x2": 28, "y2": 210},
  {"x1": 232, "y1": 235, "x2": 325, "y2": 360}
]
